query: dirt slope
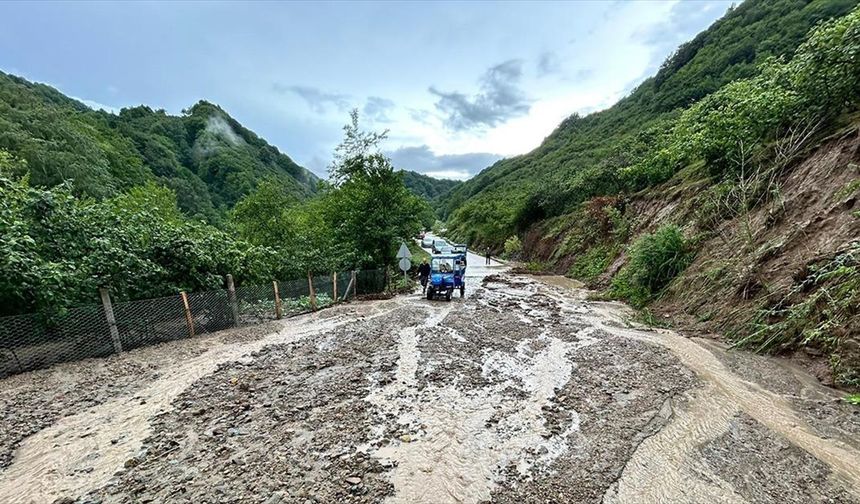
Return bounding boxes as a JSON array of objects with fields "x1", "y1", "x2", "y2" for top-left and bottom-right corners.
[{"x1": 522, "y1": 123, "x2": 860, "y2": 387}]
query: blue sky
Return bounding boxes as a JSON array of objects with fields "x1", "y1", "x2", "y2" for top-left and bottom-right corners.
[{"x1": 0, "y1": 0, "x2": 734, "y2": 179}]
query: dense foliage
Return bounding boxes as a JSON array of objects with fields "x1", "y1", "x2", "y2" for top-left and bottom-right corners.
[
  {"x1": 441, "y1": 0, "x2": 859, "y2": 247},
  {"x1": 0, "y1": 111, "x2": 426, "y2": 317},
  {"x1": 610, "y1": 225, "x2": 695, "y2": 307},
  {"x1": 401, "y1": 170, "x2": 461, "y2": 201},
  {"x1": 0, "y1": 73, "x2": 318, "y2": 223},
  {"x1": 231, "y1": 111, "x2": 429, "y2": 272},
  {"x1": 0, "y1": 166, "x2": 280, "y2": 317}
]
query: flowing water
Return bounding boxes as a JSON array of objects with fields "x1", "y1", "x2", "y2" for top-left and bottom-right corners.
[{"x1": 580, "y1": 298, "x2": 860, "y2": 502}]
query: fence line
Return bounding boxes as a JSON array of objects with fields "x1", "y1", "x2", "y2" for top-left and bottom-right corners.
[{"x1": 0, "y1": 269, "x2": 388, "y2": 379}]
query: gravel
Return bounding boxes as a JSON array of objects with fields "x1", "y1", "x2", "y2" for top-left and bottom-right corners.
[{"x1": 0, "y1": 273, "x2": 857, "y2": 504}]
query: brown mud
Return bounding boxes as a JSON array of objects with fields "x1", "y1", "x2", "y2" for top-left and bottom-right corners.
[{"x1": 0, "y1": 269, "x2": 857, "y2": 504}]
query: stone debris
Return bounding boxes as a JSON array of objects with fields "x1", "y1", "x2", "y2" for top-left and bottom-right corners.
[{"x1": 1, "y1": 274, "x2": 858, "y2": 504}]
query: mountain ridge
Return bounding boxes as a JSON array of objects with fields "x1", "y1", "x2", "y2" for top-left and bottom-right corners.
[
  {"x1": 440, "y1": 0, "x2": 858, "y2": 243},
  {"x1": 0, "y1": 71, "x2": 319, "y2": 223}
]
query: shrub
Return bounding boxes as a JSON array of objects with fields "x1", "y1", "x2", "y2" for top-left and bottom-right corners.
[
  {"x1": 611, "y1": 225, "x2": 694, "y2": 306},
  {"x1": 568, "y1": 244, "x2": 617, "y2": 284},
  {"x1": 503, "y1": 235, "x2": 523, "y2": 259},
  {"x1": 391, "y1": 273, "x2": 415, "y2": 294},
  {"x1": 736, "y1": 242, "x2": 859, "y2": 387}
]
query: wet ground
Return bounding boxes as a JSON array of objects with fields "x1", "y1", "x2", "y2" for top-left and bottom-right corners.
[{"x1": 0, "y1": 252, "x2": 858, "y2": 504}]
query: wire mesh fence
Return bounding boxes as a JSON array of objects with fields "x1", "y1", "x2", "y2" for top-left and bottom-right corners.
[
  {"x1": 0, "y1": 269, "x2": 387, "y2": 378},
  {"x1": 355, "y1": 268, "x2": 388, "y2": 295}
]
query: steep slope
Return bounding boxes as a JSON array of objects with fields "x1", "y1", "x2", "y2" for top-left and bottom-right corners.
[
  {"x1": 0, "y1": 72, "x2": 318, "y2": 222},
  {"x1": 400, "y1": 170, "x2": 461, "y2": 200},
  {"x1": 441, "y1": 0, "x2": 858, "y2": 246},
  {"x1": 440, "y1": 0, "x2": 860, "y2": 387}
]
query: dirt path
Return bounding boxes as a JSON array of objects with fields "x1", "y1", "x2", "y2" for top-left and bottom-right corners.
[{"x1": 0, "y1": 269, "x2": 858, "y2": 504}]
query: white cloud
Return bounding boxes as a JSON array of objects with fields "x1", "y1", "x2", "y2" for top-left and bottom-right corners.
[
  {"x1": 424, "y1": 169, "x2": 471, "y2": 181},
  {"x1": 76, "y1": 97, "x2": 120, "y2": 114}
]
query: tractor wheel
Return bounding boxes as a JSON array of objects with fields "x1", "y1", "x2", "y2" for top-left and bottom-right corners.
[
  {"x1": 446, "y1": 290, "x2": 452, "y2": 302},
  {"x1": 427, "y1": 288, "x2": 434, "y2": 300}
]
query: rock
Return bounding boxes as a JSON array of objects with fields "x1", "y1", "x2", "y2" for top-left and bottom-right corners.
[
  {"x1": 264, "y1": 492, "x2": 284, "y2": 504},
  {"x1": 345, "y1": 476, "x2": 362, "y2": 485}
]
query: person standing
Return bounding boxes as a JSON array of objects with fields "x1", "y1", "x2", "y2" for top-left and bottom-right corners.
[
  {"x1": 418, "y1": 258, "x2": 431, "y2": 293},
  {"x1": 485, "y1": 246, "x2": 491, "y2": 265}
]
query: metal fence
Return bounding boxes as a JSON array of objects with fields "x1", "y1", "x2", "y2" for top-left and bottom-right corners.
[{"x1": 0, "y1": 269, "x2": 388, "y2": 378}]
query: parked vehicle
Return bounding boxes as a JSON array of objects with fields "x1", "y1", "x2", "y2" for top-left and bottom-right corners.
[
  {"x1": 421, "y1": 235, "x2": 434, "y2": 248},
  {"x1": 431, "y1": 239, "x2": 449, "y2": 254},
  {"x1": 426, "y1": 254, "x2": 466, "y2": 301},
  {"x1": 451, "y1": 243, "x2": 467, "y2": 255}
]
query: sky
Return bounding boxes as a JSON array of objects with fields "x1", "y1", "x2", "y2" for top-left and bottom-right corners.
[{"x1": 0, "y1": 0, "x2": 734, "y2": 180}]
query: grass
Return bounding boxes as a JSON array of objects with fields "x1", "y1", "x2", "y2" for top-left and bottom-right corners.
[
  {"x1": 408, "y1": 240, "x2": 431, "y2": 264},
  {"x1": 568, "y1": 244, "x2": 618, "y2": 284},
  {"x1": 391, "y1": 274, "x2": 416, "y2": 294},
  {"x1": 845, "y1": 394, "x2": 860, "y2": 406},
  {"x1": 635, "y1": 307, "x2": 671, "y2": 328},
  {"x1": 525, "y1": 261, "x2": 549, "y2": 272},
  {"x1": 735, "y1": 242, "x2": 859, "y2": 387},
  {"x1": 834, "y1": 177, "x2": 860, "y2": 201}
]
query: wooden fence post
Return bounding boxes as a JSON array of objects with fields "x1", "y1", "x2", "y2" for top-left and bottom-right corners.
[
  {"x1": 384, "y1": 267, "x2": 390, "y2": 294},
  {"x1": 351, "y1": 270, "x2": 357, "y2": 298},
  {"x1": 333, "y1": 272, "x2": 338, "y2": 302},
  {"x1": 180, "y1": 291, "x2": 195, "y2": 337},
  {"x1": 99, "y1": 287, "x2": 123, "y2": 354},
  {"x1": 273, "y1": 280, "x2": 282, "y2": 319},
  {"x1": 307, "y1": 271, "x2": 317, "y2": 311},
  {"x1": 226, "y1": 274, "x2": 239, "y2": 327},
  {"x1": 342, "y1": 272, "x2": 355, "y2": 301}
]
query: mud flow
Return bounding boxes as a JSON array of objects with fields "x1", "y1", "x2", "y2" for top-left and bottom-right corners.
[{"x1": 0, "y1": 267, "x2": 858, "y2": 504}]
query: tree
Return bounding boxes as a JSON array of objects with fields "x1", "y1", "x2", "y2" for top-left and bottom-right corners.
[
  {"x1": 325, "y1": 110, "x2": 425, "y2": 267},
  {"x1": 328, "y1": 109, "x2": 390, "y2": 186},
  {"x1": 230, "y1": 177, "x2": 299, "y2": 248}
]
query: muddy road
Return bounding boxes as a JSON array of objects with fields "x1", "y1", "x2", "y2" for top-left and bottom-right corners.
[{"x1": 0, "y1": 259, "x2": 858, "y2": 503}]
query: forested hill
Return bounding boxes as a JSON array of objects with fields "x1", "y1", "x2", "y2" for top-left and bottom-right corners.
[
  {"x1": 440, "y1": 0, "x2": 858, "y2": 244},
  {"x1": 0, "y1": 72, "x2": 319, "y2": 223},
  {"x1": 437, "y1": 0, "x2": 860, "y2": 387},
  {"x1": 401, "y1": 170, "x2": 461, "y2": 200}
]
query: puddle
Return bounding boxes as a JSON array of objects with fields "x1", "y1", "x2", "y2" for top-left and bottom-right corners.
[{"x1": 603, "y1": 388, "x2": 745, "y2": 504}]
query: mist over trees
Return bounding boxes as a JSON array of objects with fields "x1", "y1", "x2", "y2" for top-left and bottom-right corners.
[
  {"x1": 0, "y1": 72, "x2": 318, "y2": 224},
  {"x1": 0, "y1": 110, "x2": 428, "y2": 316}
]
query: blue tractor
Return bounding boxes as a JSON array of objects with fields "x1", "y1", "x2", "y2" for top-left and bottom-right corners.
[{"x1": 427, "y1": 254, "x2": 466, "y2": 301}]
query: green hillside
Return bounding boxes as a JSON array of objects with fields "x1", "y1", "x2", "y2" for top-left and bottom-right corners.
[
  {"x1": 441, "y1": 0, "x2": 858, "y2": 245},
  {"x1": 401, "y1": 170, "x2": 461, "y2": 200},
  {"x1": 438, "y1": 0, "x2": 860, "y2": 386},
  {"x1": 0, "y1": 72, "x2": 318, "y2": 223}
]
